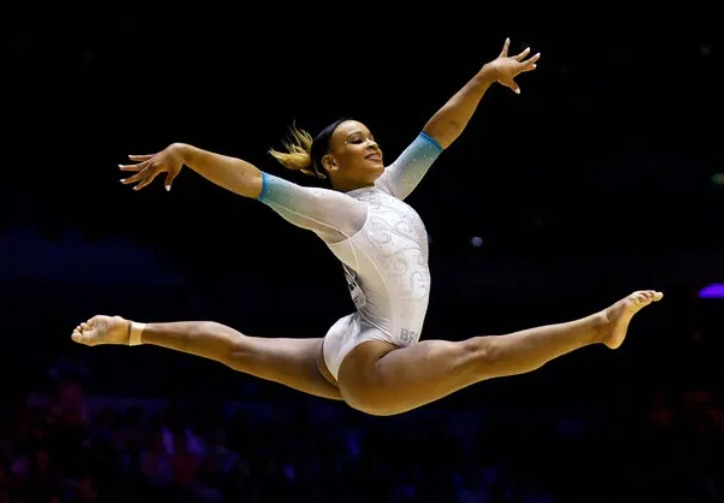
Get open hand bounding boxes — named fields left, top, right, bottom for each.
left=484, top=38, right=541, bottom=94
left=119, top=144, right=184, bottom=191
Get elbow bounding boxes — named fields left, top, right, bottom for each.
left=224, top=167, right=263, bottom=199
left=422, top=125, right=454, bottom=150
left=240, top=170, right=264, bottom=199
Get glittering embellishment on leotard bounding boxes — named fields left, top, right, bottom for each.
left=351, top=189, right=430, bottom=301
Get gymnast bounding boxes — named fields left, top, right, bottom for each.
left=72, top=39, right=662, bottom=416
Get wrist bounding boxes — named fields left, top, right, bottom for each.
left=477, top=64, right=498, bottom=85
left=170, top=142, right=193, bottom=165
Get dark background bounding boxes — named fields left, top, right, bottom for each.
left=2, top=0, right=723, bottom=501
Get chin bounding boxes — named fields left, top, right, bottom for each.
left=369, top=168, right=384, bottom=182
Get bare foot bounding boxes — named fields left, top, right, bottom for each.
left=71, top=315, right=129, bottom=346
left=602, top=290, right=663, bottom=349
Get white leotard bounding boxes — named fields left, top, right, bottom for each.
left=257, top=132, right=443, bottom=379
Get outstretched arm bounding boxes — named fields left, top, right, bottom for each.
left=377, top=39, right=540, bottom=200
left=119, top=144, right=367, bottom=243
left=422, top=38, right=540, bottom=149
left=120, top=143, right=263, bottom=198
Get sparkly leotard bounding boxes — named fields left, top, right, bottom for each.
left=258, top=132, right=443, bottom=379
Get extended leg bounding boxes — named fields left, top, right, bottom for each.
left=338, top=290, right=662, bottom=415
left=72, top=316, right=342, bottom=400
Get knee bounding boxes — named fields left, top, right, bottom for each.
left=461, top=336, right=499, bottom=380
left=225, top=340, right=255, bottom=371
left=223, top=332, right=259, bottom=371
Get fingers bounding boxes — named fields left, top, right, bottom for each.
left=515, top=47, right=531, bottom=61
left=119, top=164, right=158, bottom=191
left=118, top=162, right=146, bottom=172
left=119, top=160, right=166, bottom=191
left=502, top=40, right=541, bottom=76
left=499, top=37, right=510, bottom=58
left=164, top=171, right=177, bottom=192
left=500, top=78, right=521, bottom=95
left=120, top=166, right=149, bottom=185
left=515, top=52, right=540, bottom=77
left=128, top=154, right=155, bottom=161
left=133, top=169, right=163, bottom=191
left=520, top=52, right=541, bottom=71
left=491, top=40, right=540, bottom=95
left=119, top=151, right=180, bottom=191
left=118, top=155, right=155, bottom=188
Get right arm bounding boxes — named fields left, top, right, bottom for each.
left=255, top=172, right=367, bottom=243
left=176, top=143, right=263, bottom=198
left=120, top=142, right=263, bottom=198
left=119, top=143, right=367, bottom=242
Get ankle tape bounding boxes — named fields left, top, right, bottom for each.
left=128, top=321, right=146, bottom=346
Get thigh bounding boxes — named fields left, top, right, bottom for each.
left=316, top=349, right=338, bottom=388
left=228, top=335, right=342, bottom=401
left=337, top=337, right=483, bottom=415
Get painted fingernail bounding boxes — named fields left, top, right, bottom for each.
left=165, top=185, right=171, bottom=192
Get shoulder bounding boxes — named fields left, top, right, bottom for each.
left=258, top=171, right=344, bottom=203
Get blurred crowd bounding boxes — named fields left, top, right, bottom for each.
left=0, top=361, right=721, bottom=503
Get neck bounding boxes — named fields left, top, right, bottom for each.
left=332, top=179, right=376, bottom=193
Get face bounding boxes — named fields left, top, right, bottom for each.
left=322, top=120, right=384, bottom=188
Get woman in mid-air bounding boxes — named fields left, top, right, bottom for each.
left=72, top=39, right=662, bottom=416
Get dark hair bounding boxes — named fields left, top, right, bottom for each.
left=309, top=117, right=352, bottom=175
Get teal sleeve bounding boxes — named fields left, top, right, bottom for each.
left=376, top=132, right=443, bottom=200
left=257, top=172, right=367, bottom=242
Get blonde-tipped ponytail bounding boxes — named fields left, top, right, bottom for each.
left=268, top=124, right=326, bottom=179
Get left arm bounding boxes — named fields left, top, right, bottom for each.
left=423, top=38, right=540, bottom=149
left=377, top=39, right=540, bottom=200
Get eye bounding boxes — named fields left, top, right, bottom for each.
left=345, top=133, right=375, bottom=145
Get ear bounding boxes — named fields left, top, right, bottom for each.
left=321, top=154, right=338, bottom=173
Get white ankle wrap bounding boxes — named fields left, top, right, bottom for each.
left=129, top=321, right=146, bottom=346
